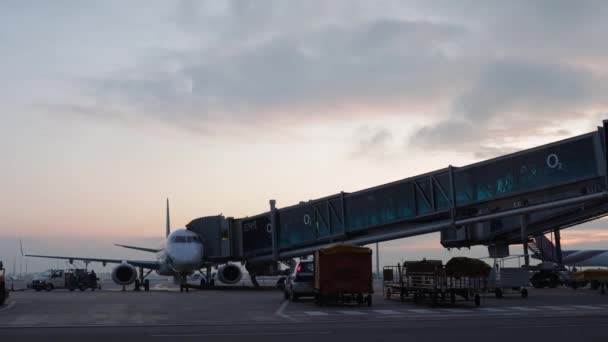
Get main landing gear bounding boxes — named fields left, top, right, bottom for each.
left=134, top=267, right=152, bottom=292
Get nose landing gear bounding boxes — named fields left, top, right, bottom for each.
left=179, top=274, right=189, bottom=293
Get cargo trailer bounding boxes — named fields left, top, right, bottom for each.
left=314, top=244, right=373, bottom=306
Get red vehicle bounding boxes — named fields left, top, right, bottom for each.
left=314, top=244, right=373, bottom=306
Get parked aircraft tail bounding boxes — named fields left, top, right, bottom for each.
left=166, top=198, right=171, bottom=238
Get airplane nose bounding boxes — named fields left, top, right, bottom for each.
left=169, top=247, right=202, bottom=272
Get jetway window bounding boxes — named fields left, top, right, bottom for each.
left=453, top=136, right=598, bottom=205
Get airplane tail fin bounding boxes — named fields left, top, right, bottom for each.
left=166, top=198, right=171, bottom=238
left=530, top=234, right=557, bottom=261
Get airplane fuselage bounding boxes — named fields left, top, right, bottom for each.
left=156, top=229, right=205, bottom=276
left=562, top=250, right=608, bottom=267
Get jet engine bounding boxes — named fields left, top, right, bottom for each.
left=112, top=263, right=137, bottom=285
left=217, top=264, right=242, bottom=284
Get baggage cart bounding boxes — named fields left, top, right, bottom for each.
left=383, top=257, right=489, bottom=307
left=486, top=266, right=530, bottom=298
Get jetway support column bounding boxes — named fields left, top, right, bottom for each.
left=520, top=215, right=530, bottom=267
left=376, top=242, right=380, bottom=278
left=270, top=200, right=279, bottom=262
left=554, top=229, right=563, bottom=264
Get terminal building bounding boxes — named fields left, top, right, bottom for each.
left=187, top=121, right=608, bottom=275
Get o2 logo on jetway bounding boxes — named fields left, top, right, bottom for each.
left=303, top=214, right=311, bottom=226
left=546, top=153, right=563, bottom=170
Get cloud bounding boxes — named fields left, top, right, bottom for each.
left=409, top=60, right=608, bottom=157
left=53, top=5, right=472, bottom=136
left=25, top=0, right=608, bottom=154
left=351, top=126, right=394, bottom=160
left=560, top=229, right=608, bottom=246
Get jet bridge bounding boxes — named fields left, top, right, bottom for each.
left=188, top=120, right=608, bottom=267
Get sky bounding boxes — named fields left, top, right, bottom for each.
left=1, top=0, right=608, bottom=273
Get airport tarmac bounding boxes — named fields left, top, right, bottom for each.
left=1, top=284, right=607, bottom=341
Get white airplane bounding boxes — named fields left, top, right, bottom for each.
left=23, top=199, right=242, bottom=292
left=530, top=234, right=608, bottom=267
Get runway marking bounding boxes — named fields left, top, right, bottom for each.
left=508, top=306, right=540, bottom=311
left=440, top=308, right=470, bottom=313
left=339, top=310, right=365, bottom=315
left=373, top=310, right=401, bottom=315
left=151, top=331, right=333, bottom=337
left=407, top=309, right=434, bottom=314
left=477, top=308, right=507, bottom=312
left=537, top=306, right=571, bottom=311
left=274, top=300, right=298, bottom=322
left=570, top=305, right=603, bottom=310
left=304, top=311, right=329, bottom=316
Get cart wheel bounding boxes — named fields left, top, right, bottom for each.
left=431, top=292, right=438, bottom=308
left=404, top=290, right=409, bottom=298
left=367, top=295, right=372, bottom=307
left=413, top=293, right=419, bottom=304
left=495, top=288, right=503, bottom=299
left=474, top=294, right=480, bottom=307
left=450, top=290, right=456, bottom=304
left=521, top=288, right=528, bottom=298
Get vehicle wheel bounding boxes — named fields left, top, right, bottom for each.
left=474, top=294, right=481, bottom=307
left=591, top=281, right=600, bottom=290
left=367, top=295, right=372, bottom=307
left=144, top=279, right=150, bottom=292
left=450, top=290, right=456, bottom=304
left=91, top=287, right=95, bottom=292
left=79, top=286, right=86, bottom=292
left=69, top=288, right=75, bottom=292
left=495, top=288, right=503, bottom=299
left=35, top=288, right=41, bottom=292
left=45, top=284, right=53, bottom=292
left=521, top=288, right=528, bottom=298
left=290, top=289, right=298, bottom=302
left=180, top=284, right=184, bottom=292
left=532, top=281, right=543, bottom=289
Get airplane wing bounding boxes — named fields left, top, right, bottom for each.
left=24, top=253, right=160, bottom=270
left=114, top=244, right=162, bottom=253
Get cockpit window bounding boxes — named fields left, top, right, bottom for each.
left=171, top=235, right=201, bottom=243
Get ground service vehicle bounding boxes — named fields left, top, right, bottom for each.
left=0, top=261, right=8, bottom=306
left=314, top=244, right=373, bottom=306
left=284, top=260, right=314, bottom=301
left=570, top=269, right=608, bottom=294
left=32, top=269, right=99, bottom=291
